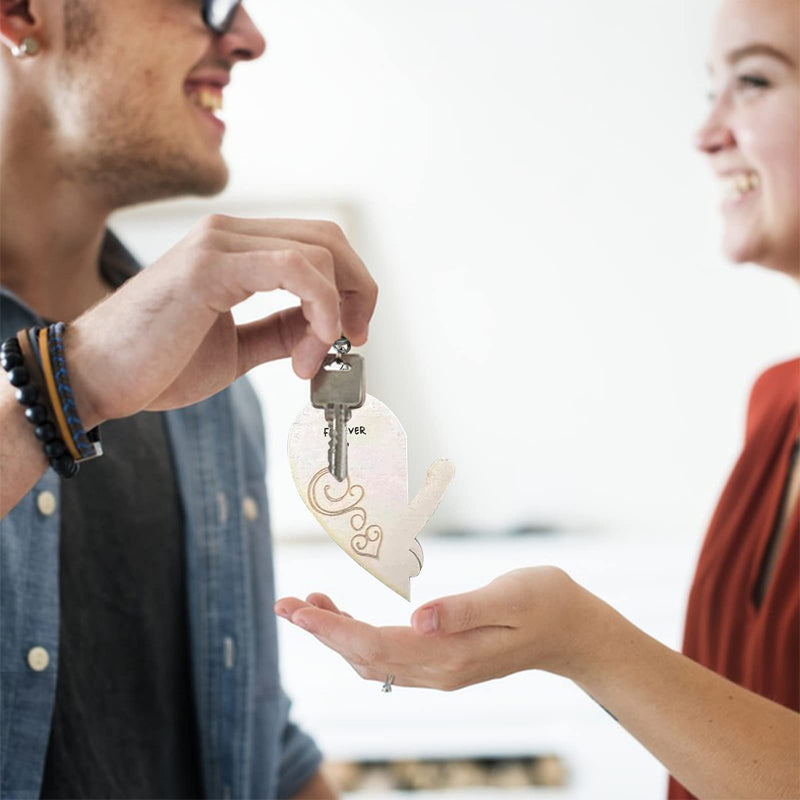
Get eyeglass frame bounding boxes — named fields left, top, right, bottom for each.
left=202, top=0, right=243, bottom=35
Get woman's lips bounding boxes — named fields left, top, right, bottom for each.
left=720, top=170, right=761, bottom=210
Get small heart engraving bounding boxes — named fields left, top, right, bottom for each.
left=350, top=525, right=383, bottom=559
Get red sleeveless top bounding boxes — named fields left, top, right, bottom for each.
left=668, top=358, right=800, bottom=799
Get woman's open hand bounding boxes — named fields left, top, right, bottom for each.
left=275, top=566, right=606, bottom=690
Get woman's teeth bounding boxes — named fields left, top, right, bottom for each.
left=189, top=87, right=223, bottom=112
left=723, top=171, right=760, bottom=201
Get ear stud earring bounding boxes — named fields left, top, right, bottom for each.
left=11, top=37, right=40, bottom=58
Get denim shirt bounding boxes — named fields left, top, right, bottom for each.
left=0, top=233, right=322, bottom=799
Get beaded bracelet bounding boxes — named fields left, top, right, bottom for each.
left=20, top=326, right=87, bottom=471
left=1, top=335, right=78, bottom=478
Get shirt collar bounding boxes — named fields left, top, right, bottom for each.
left=99, top=229, right=141, bottom=289
left=0, top=229, right=141, bottom=318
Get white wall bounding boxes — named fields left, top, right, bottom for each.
left=114, top=0, right=799, bottom=545
left=110, top=3, right=800, bottom=794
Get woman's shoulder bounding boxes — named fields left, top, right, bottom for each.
left=750, top=357, right=800, bottom=402
left=746, top=357, right=800, bottom=439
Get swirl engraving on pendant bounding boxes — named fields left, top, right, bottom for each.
left=307, top=468, right=383, bottom=559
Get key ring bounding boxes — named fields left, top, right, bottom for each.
left=333, top=336, right=351, bottom=358
left=332, top=336, right=352, bottom=370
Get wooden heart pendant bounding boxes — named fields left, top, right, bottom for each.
left=288, top=395, right=453, bottom=599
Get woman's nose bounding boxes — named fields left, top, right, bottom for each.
left=695, top=94, right=736, bottom=155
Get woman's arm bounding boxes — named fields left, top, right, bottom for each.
left=570, top=587, right=799, bottom=800
left=276, top=567, right=800, bottom=800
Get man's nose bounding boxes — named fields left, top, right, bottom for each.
left=215, top=5, right=267, bottom=62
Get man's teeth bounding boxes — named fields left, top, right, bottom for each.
left=723, top=171, right=760, bottom=200
left=189, top=87, right=223, bottom=112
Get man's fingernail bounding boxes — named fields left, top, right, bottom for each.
left=417, top=606, right=439, bottom=634
left=275, top=605, right=287, bottom=618
left=294, top=616, right=312, bottom=630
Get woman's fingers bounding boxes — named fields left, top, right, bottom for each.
left=274, top=595, right=536, bottom=690
left=289, top=606, right=378, bottom=652
left=274, top=596, right=353, bottom=623
left=276, top=571, right=580, bottom=690
left=306, top=592, right=353, bottom=618
left=275, top=599, right=412, bottom=673
left=274, top=597, right=313, bottom=618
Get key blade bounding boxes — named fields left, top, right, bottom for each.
left=330, top=405, right=349, bottom=481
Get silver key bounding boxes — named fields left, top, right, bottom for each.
left=311, top=353, right=365, bottom=481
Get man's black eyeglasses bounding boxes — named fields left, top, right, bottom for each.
left=202, top=0, right=243, bottom=35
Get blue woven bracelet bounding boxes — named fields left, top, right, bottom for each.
left=47, top=322, right=103, bottom=461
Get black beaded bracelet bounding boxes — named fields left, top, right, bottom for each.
left=2, top=336, right=79, bottom=478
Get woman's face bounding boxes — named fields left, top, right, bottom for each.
left=697, top=0, right=800, bottom=277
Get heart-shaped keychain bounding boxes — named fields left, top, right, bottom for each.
left=288, top=383, right=453, bottom=600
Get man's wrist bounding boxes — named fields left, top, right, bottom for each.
left=62, top=323, right=104, bottom=430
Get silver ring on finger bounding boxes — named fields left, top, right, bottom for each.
left=381, top=673, right=394, bottom=693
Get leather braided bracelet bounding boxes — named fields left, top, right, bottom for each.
left=43, top=323, right=102, bottom=461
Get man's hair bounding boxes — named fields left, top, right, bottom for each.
left=63, top=0, right=98, bottom=52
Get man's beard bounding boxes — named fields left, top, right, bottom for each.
left=55, top=39, right=230, bottom=208
left=61, top=135, right=229, bottom=209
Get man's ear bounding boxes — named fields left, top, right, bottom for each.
left=0, top=0, right=43, bottom=54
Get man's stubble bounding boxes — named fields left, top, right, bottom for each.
left=59, top=0, right=229, bottom=208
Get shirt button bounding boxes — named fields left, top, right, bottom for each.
left=242, top=496, right=259, bottom=522
left=27, top=646, right=50, bottom=672
left=36, top=491, right=57, bottom=516
left=216, top=491, right=228, bottom=525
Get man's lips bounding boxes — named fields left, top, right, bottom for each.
left=185, top=70, right=230, bottom=89
left=187, top=86, right=223, bottom=112
left=184, top=72, right=230, bottom=113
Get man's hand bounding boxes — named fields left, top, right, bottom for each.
left=275, top=567, right=600, bottom=691
left=67, top=215, right=378, bottom=426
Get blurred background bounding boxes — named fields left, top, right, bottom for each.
left=111, top=0, right=799, bottom=797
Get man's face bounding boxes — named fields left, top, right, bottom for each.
left=52, top=0, right=265, bottom=206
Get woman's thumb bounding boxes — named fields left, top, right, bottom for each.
left=412, top=586, right=498, bottom=635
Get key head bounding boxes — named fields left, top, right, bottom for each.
left=311, top=354, right=365, bottom=409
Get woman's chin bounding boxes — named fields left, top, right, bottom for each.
left=721, top=233, right=800, bottom=277
left=721, top=241, right=757, bottom=266
left=720, top=223, right=767, bottom=266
